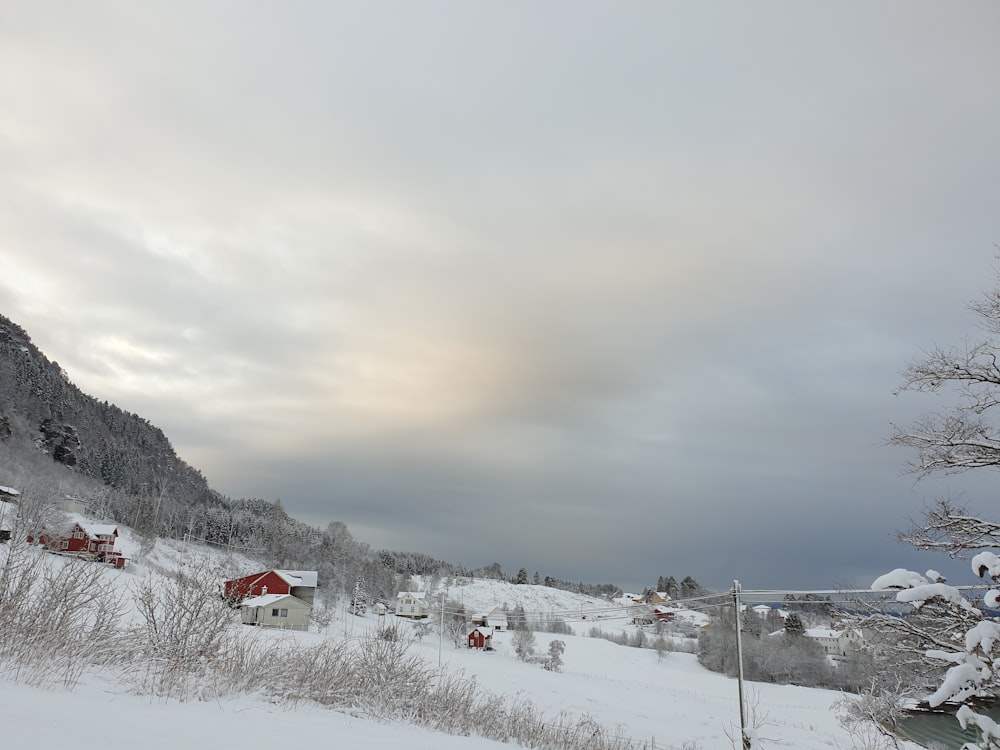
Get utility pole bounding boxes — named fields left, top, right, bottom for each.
left=732, top=580, right=750, bottom=749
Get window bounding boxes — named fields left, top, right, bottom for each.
left=272, top=608, right=279, bottom=617
left=280, top=609, right=288, bottom=617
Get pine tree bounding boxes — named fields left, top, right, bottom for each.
left=784, top=611, right=805, bottom=636
left=516, top=567, right=528, bottom=585
left=351, top=577, right=368, bottom=616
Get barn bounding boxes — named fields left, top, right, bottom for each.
left=467, top=627, right=494, bottom=650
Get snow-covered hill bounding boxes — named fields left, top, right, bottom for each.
left=0, top=519, right=921, bottom=750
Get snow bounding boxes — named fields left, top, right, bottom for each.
left=972, top=551, right=1000, bottom=579
left=275, top=569, right=318, bottom=587
left=871, top=568, right=928, bottom=590
left=894, top=582, right=979, bottom=613
left=0, top=535, right=927, bottom=750
left=241, top=593, right=296, bottom=607
left=0, top=485, right=20, bottom=496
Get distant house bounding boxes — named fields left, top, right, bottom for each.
left=240, top=593, right=312, bottom=631
left=0, top=485, right=20, bottom=500
left=471, top=607, right=508, bottom=632
left=648, top=591, right=672, bottom=604
left=652, top=605, right=675, bottom=622
left=224, top=570, right=318, bottom=605
left=33, top=521, right=125, bottom=568
left=804, top=627, right=862, bottom=658
left=59, top=495, right=88, bottom=514
left=467, top=626, right=494, bottom=650
left=395, top=591, right=429, bottom=619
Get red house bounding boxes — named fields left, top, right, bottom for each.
left=34, top=522, right=125, bottom=568
left=467, top=626, right=494, bottom=650
left=223, top=570, right=318, bottom=605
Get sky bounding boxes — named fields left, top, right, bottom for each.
left=2, top=1, right=1000, bottom=593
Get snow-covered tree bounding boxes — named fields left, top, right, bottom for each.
left=513, top=629, right=536, bottom=661
left=350, top=577, right=368, bottom=616
left=783, top=612, right=804, bottom=637
left=543, top=640, right=565, bottom=672
left=863, top=272, right=1000, bottom=749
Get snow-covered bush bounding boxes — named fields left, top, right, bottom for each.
left=0, top=541, right=124, bottom=688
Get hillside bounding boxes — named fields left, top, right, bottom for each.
left=0, top=513, right=911, bottom=750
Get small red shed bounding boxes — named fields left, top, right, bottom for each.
left=467, top=626, right=493, bottom=650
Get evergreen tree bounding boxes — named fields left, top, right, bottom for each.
left=784, top=611, right=805, bottom=636
left=665, top=576, right=679, bottom=599
left=740, top=607, right=763, bottom=638
left=350, top=577, right=368, bottom=616
left=532, top=571, right=541, bottom=585
left=679, top=576, right=702, bottom=599
left=516, top=567, right=528, bottom=584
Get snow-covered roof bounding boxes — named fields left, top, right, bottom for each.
left=274, top=570, right=318, bottom=588
left=81, top=523, right=118, bottom=538
left=804, top=628, right=840, bottom=640
left=397, top=591, right=426, bottom=600
left=0, top=485, right=20, bottom=496
left=241, top=593, right=297, bottom=608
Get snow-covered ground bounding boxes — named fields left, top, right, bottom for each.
left=0, top=526, right=921, bottom=750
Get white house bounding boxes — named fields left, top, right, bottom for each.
left=240, top=593, right=312, bottom=631
left=395, top=591, right=428, bottom=619
left=804, top=627, right=862, bottom=658
left=471, top=606, right=508, bottom=632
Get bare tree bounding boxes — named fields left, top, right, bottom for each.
left=858, top=270, right=1000, bottom=749
left=889, top=277, right=1000, bottom=476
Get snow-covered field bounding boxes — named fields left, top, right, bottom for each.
left=0, top=527, right=920, bottom=750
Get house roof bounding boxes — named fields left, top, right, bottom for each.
left=397, top=591, right=427, bottom=600
left=274, top=570, right=318, bottom=588
left=241, top=593, right=307, bottom=608
left=0, top=485, right=20, bottom=497
left=470, top=627, right=493, bottom=637
left=81, top=523, right=118, bottom=538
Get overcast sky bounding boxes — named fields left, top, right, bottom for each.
left=3, top=2, right=1000, bottom=592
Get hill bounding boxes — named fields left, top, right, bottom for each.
left=0, top=516, right=902, bottom=750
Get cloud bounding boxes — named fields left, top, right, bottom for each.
left=1, top=1, right=999, bottom=591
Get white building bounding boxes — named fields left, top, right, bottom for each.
left=395, top=591, right=429, bottom=619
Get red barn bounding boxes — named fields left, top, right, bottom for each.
left=467, top=627, right=494, bottom=650
left=223, top=570, right=318, bottom=605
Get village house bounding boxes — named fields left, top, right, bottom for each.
left=467, top=626, right=494, bottom=650
left=470, top=607, right=508, bottom=632
left=0, top=485, right=16, bottom=543
left=395, top=591, right=428, bottom=619
left=32, top=521, right=125, bottom=568
left=240, top=593, right=312, bottom=631
left=804, top=627, right=862, bottom=658
left=224, top=570, right=318, bottom=605
left=652, top=604, right=675, bottom=622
